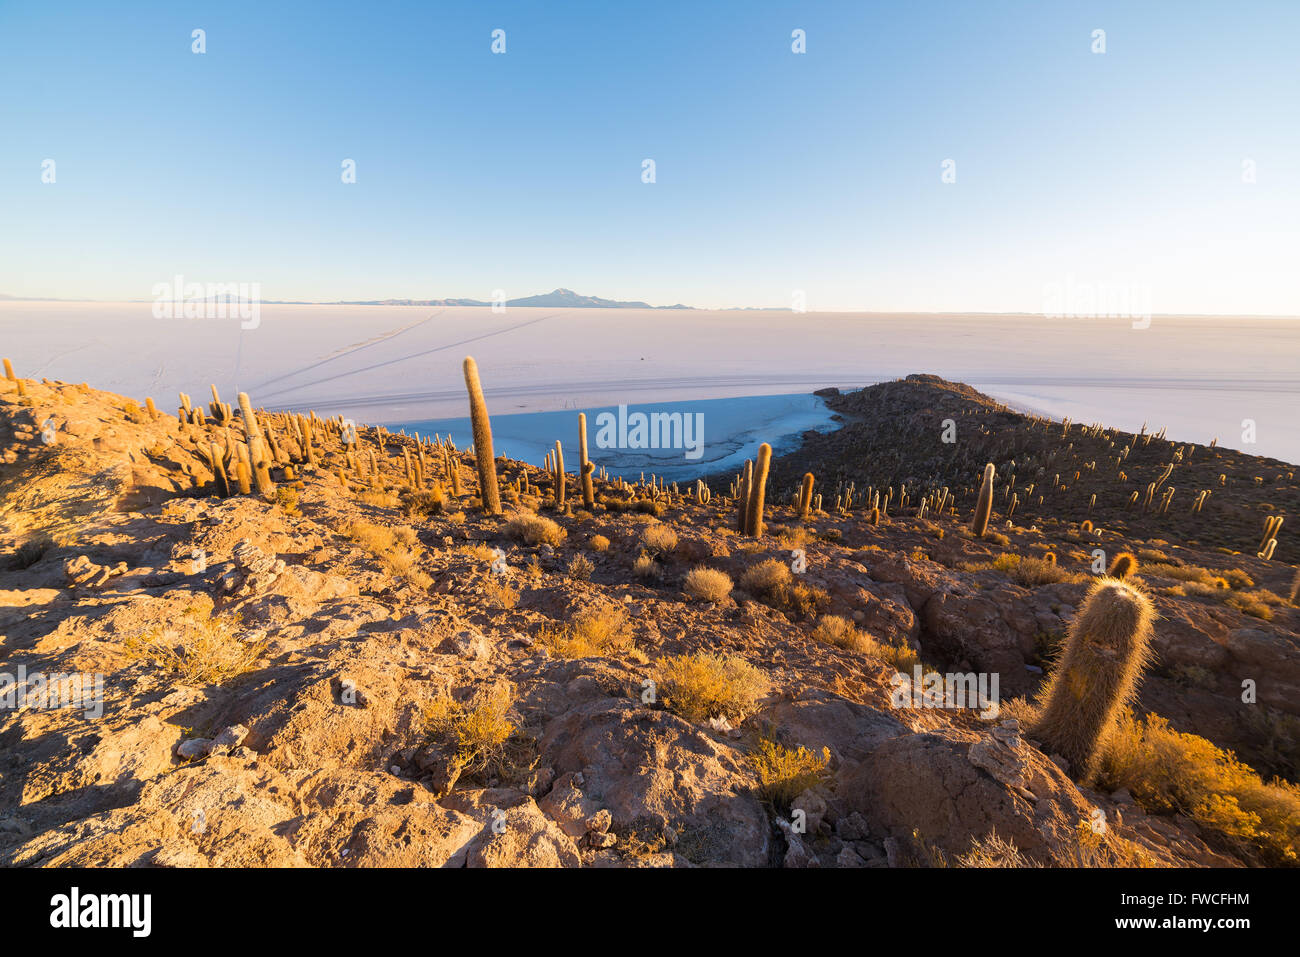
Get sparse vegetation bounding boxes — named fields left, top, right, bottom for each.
left=749, top=737, right=830, bottom=809
left=1100, top=712, right=1300, bottom=865
left=422, top=684, right=534, bottom=786
left=536, top=606, right=640, bottom=660
left=123, top=613, right=265, bottom=686
left=342, top=519, right=432, bottom=589
left=656, top=651, right=770, bottom=723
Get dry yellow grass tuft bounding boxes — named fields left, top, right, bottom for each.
left=505, top=511, right=566, bottom=546
left=422, top=684, right=534, bottom=785
left=749, top=737, right=830, bottom=808
left=811, top=615, right=920, bottom=670
left=483, top=577, right=520, bottom=609
left=656, top=651, right=770, bottom=723
left=683, top=566, right=733, bottom=602
left=641, top=524, right=678, bottom=556
left=588, top=534, right=611, bottom=552
left=740, top=558, right=792, bottom=595
left=1100, top=712, right=1300, bottom=865
left=566, top=553, right=594, bottom=581
left=536, top=606, right=640, bottom=660
left=124, top=613, right=265, bottom=686
left=343, top=518, right=432, bottom=589
left=632, top=553, right=658, bottom=579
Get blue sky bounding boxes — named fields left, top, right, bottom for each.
left=2, top=0, right=1297, bottom=313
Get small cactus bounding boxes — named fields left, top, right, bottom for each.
left=1028, top=578, right=1156, bottom=781
left=1106, top=552, right=1137, bottom=580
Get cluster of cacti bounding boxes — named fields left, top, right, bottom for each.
left=798, top=472, right=814, bottom=519
left=551, top=439, right=566, bottom=509
left=1028, top=576, right=1156, bottom=781
left=1258, top=515, right=1283, bottom=560
left=236, top=392, right=277, bottom=500
left=462, top=356, right=501, bottom=515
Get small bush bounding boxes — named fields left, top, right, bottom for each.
left=641, top=524, right=678, bottom=556
left=750, top=738, right=830, bottom=809
left=505, top=511, right=566, bottom=547
left=357, top=489, right=400, bottom=508
left=422, top=684, right=534, bottom=786
left=683, top=567, right=733, bottom=602
left=401, top=486, right=446, bottom=517
left=1100, top=712, right=1300, bottom=865
left=811, top=615, right=920, bottom=670
left=483, top=577, right=520, bottom=609
left=343, top=519, right=431, bottom=589
left=589, top=534, right=611, bottom=552
left=988, top=552, right=1081, bottom=586
left=566, top=553, right=594, bottom=581
left=740, top=558, right=792, bottom=595
left=656, top=652, right=770, bottom=723
left=632, top=553, right=658, bottom=579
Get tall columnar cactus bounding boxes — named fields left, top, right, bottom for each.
left=744, top=443, right=772, bottom=537
left=462, top=356, right=501, bottom=515
left=236, top=392, right=277, bottom=499
left=971, top=462, right=995, bottom=537
left=1028, top=578, right=1156, bottom=781
left=798, top=472, right=815, bottom=520
left=553, top=439, right=566, bottom=509
left=578, top=413, right=595, bottom=509
left=2, top=358, right=14, bottom=381
left=737, top=460, right=753, bottom=531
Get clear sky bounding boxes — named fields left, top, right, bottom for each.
left=1, top=0, right=1297, bottom=313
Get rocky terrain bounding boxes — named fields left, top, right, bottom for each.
left=0, top=367, right=1296, bottom=868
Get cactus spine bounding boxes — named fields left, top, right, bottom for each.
left=972, top=462, right=995, bottom=537
left=462, top=356, right=501, bottom=515
left=1028, top=578, right=1155, bottom=781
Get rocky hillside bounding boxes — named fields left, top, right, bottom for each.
left=0, top=367, right=1296, bottom=867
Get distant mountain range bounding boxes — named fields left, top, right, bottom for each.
left=333, top=289, right=695, bottom=309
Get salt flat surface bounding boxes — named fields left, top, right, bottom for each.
left=2, top=302, right=1296, bottom=464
